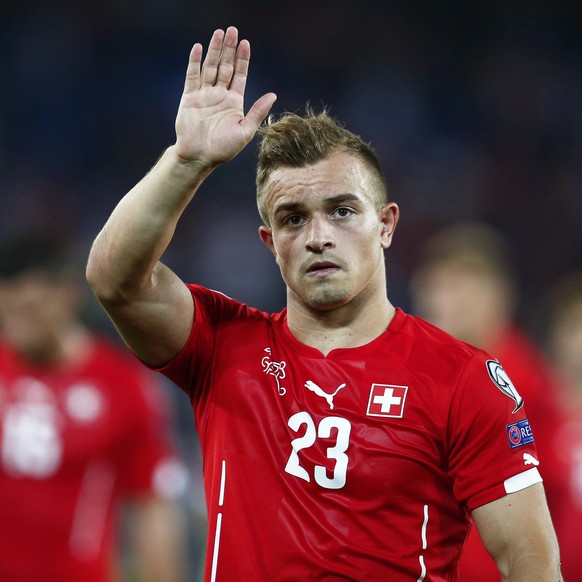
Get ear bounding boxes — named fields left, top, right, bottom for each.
left=259, top=225, right=278, bottom=258
left=380, top=202, right=400, bottom=249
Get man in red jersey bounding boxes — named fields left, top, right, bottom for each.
left=410, top=223, right=570, bottom=581
left=0, top=234, right=187, bottom=582
left=87, top=26, right=562, bottom=580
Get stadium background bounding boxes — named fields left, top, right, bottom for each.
left=1, top=1, right=581, bottom=579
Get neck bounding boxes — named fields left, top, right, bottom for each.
left=19, top=323, right=92, bottom=368
left=287, top=292, right=395, bottom=356
left=453, top=306, right=511, bottom=350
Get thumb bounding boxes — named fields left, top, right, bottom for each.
left=242, top=92, right=277, bottom=135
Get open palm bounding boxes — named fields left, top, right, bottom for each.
left=175, top=27, right=276, bottom=167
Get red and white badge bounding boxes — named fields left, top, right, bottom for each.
left=366, top=384, right=408, bottom=418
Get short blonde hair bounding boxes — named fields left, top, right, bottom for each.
left=256, top=108, right=387, bottom=225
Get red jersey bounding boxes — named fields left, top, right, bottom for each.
left=456, top=326, right=569, bottom=582
left=0, top=336, right=177, bottom=582
left=159, top=285, right=543, bottom=581
left=547, top=378, right=582, bottom=582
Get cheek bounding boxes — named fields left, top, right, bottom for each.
left=272, top=233, right=299, bottom=262
left=350, top=228, right=383, bottom=258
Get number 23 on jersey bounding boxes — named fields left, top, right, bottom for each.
left=284, top=411, right=351, bottom=490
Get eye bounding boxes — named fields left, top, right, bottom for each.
left=331, top=207, right=354, bottom=219
left=283, top=214, right=306, bottom=227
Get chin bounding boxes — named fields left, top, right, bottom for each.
left=305, top=288, right=351, bottom=310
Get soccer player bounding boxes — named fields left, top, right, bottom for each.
left=0, top=234, right=187, bottom=582
left=86, top=26, right=562, bottom=580
left=410, top=223, right=569, bottom=581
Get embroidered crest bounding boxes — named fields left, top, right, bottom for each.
left=486, top=360, right=524, bottom=413
left=261, top=348, right=287, bottom=396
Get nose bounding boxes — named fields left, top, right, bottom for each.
left=305, top=215, right=334, bottom=253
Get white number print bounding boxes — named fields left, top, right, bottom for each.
left=2, top=401, right=62, bottom=478
left=285, top=411, right=351, bottom=490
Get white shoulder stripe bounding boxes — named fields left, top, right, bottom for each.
left=504, top=467, right=543, bottom=494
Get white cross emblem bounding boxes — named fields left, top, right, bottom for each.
left=373, top=388, right=402, bottom=412
left=366, top=384, right=408, bottom=418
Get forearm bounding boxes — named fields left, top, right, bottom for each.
left=87, top=146, right=212, bottom=300
left=498, top=528, right=562, bottom=581
left=88, top=27, right=274, bottom=304
left=500, top=549, right=563, bottom=582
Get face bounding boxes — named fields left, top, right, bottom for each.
left=412, top=262, right=510, bottom=345
left=0, top=270, right=79, bottom=359
left=259, top=152, right=398, bottom=312
left=551, top=300, right=582, bottom=376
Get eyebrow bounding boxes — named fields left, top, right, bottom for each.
left=273, top=193, right=363, bottom=216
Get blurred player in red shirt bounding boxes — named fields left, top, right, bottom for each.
left=0, top=234, right=188, bottom=582
left=543, top=273, right=582, bottom=580
left=411, top=223, right=569, bottom=581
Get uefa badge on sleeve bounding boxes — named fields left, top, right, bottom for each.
left=506, top=419, right=535, bottom=449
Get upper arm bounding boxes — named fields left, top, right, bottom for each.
left=472, top=483, right=562, bottom=581
left=93, top=261, right=194, bottom=368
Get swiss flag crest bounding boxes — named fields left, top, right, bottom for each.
left=366, top=384, right=408, bottom=418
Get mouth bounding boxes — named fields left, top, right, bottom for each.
left=306, top=261, right=341, bottom=277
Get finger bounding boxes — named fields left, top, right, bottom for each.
left=229, top=39, right=250, bottom=95
left=201, top=28, right=225, bottom=86
left=242, top=92, right=278, bottom=134
left=215, top=26, right=239, bottom=87
left=182, top=43, right=203, bottom=94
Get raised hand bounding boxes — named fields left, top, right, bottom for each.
left=174, top=27, right=277, bottom=168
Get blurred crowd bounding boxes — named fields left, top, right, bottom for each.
left=1, top=1, right=581, bottom=580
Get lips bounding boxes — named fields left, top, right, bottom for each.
left=306, top=261, right=340, bottom=275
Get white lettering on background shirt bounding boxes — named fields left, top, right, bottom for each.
left=1, top=378, right=62, bottom=477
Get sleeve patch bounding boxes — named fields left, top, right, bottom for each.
left=506, top=418, right=535, bottom=448
left=486, top=359, right=524, bottom=413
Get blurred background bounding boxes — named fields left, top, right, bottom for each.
left=1, top=1, right=581, bottom=579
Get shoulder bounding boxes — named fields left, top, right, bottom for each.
left=0, top=341, right=15, bottom=363
left=86, top=334, right=159, bottom=387
left=387, top=311, right=505, bottom=412
left=88, top=334, right=141, bottom=366
left=395, top=309, right=486, bottom=369
left=87, top=334, right=170, bottom=408
left=187, top=283, right=283, bottom=326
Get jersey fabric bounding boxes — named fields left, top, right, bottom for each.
left=158, top=285, right=542, bottom=582
left=546, top=378, right=582, bottom=582
left=0, top=336, right=176, bottom=582
left=456, top=326, right=569, bottom=582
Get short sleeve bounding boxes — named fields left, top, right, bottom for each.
left=154, top=284, right=263, bottom=399
left=447, top=352, right=542, bottom=511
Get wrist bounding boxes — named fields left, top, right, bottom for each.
left=164, top=145, right=216, bottom=183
